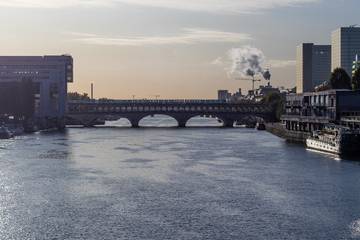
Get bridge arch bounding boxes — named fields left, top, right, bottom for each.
left=234, top=115, right=265, bottom=127
left=138, top=114, right=178, bottom=127
left=186, top=115, right=224, bottom=127
left=105, top=117, right=132, bottom=127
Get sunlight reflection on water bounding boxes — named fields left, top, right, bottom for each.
left=0, top=118, right=359, bottom=239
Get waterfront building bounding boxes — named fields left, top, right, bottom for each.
left=217, top=89, right=245, bottom=102
left=217, top=90, right=231, bottom=101
left=0, top=55, right=73, bottom=129
left=254, top=85, right=281, bottom=102
left=282, top=90, right=360, bottom=132
left=332, top=27, right=360, bottom=76
left=296, top=43, right=331, bottom=93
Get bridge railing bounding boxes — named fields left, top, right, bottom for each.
left=68, top=99, right=261, bottom=105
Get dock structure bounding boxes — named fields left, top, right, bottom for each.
left=67, top=99, right=275, bottom=128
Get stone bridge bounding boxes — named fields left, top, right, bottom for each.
left=67, top=99, right=275, bottom=128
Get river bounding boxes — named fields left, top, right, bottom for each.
left=1, top=116, right=360, bottom=239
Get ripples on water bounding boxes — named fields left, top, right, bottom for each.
left=0, top=116, right=360, bottom=239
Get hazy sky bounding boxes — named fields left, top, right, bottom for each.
left=0, top=0, right=357, bottom=99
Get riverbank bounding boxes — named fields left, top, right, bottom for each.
left=265, top=122, right=310, bottom=144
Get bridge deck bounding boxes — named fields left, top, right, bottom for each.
left=66, top=100, right=274, bottom=127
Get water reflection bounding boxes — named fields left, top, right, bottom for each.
left=104, top=115, right=224, bottom=128
left=0, top=122, right=359, bottom=239
left=139, top=114, right=178, bottom=127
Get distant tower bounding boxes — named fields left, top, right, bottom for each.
left=296, top=43, right=331, bottom=93
left=91, top=83, right=94, bottom=99
left=332, top=27, right=360, bottom=76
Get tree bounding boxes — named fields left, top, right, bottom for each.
left=352, top=68, right=360, bottom=90
left=329, top=68, right=352, bottom=90
left=67, top=92, right=90, bottom=100
left=263, top=92, right=285, bottom=122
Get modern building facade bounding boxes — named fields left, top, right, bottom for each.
left=332, top=27, right=360, bottom=76
left=296, top=43, right=331, bottom=93
left=282, top=89, right=360, bottom=132
left=0, top=55, right=73, bottom=129
left=218, top=90, right=231, bottom=101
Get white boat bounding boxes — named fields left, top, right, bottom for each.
left=306, top=124, right=360, bottom=155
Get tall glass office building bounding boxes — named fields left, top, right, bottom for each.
left=331, top=27, right=360, bottom=76
left=296, top=43, right=331, bottom=93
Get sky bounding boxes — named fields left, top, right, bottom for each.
left=0, top=0, right=358, bottom=99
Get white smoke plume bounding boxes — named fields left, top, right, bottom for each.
left=227, top=46, right=266, bottom=78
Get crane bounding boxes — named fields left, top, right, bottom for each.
left=234, top=69, right=271, bottom=92
left=234, top=69, right=261, bottom=92
left=235, top=76, right=261, bottom=92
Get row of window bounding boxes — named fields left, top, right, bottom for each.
left=0, top=65, right=65, bottom=69
left=285, top=109, right=336, bottom=119
left=70, top=105, right=266, bottom=113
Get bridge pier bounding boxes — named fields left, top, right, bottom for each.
left=178, top=121, right=187, bottom=128
left=222, top=119, right=235, bottom=128
left=175, top=116, right=191, bottom=128
left=128, top=116, right=142, bottom=128
left=131, top=122, right=139, bottom=128
left=130, top=120, right=140, bottom=128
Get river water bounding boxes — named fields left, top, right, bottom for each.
left=1, top=116, right=360, bottom=239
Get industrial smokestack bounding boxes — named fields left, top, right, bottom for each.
left=91, top=83, right=94, bottom=100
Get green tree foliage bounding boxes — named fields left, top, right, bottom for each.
left=352, top=68, right=360, bottom=90
left=98, top=98, right=114, bottom=102
left=67, top=92, right=90, bottom=100
left=329, top=68, right=352, bottom=90
left=263, top=92, right=284, bottom=122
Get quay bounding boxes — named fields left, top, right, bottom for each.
left=278, top=89, right=360, bottom=143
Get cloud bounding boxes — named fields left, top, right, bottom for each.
left=113, top=0, right=320, bottom=14
left=267, top=59, right=296, bottom=68
left=211, top=57, right=224, bottom=66
left=213, top=46, right=296, bottom=78
left=0, top=0, right=109, bottom=8
left=0, top=0, right=320, bottom=13
left=227, top=46, right=266, bottom=77
left=69, top=29, right=252, bottom=46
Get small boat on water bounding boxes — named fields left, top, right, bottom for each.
left=0, top=126, right=13, bottom=139
left=256, top=122, right=266, bottom=131
left=306, top=124, right=360, bottom=156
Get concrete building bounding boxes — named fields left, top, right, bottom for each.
left=0, top=55, right=73, bottom=129
left=254, top=85, right=281, bottom=102
left=332, top=27, right=360, bottom=76
left=296, top=43, right=331, bottom=93
left=217, top=90, right=231, bottom=101
left=282, top=89, right=360, bottom=133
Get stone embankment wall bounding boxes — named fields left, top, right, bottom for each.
left=265, top=122, right=310, bottom=144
